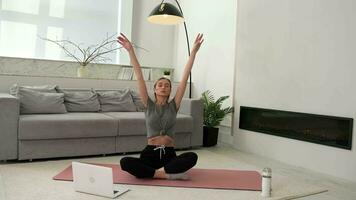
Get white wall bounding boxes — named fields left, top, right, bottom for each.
left=172, top=0, right=237, bottom=102
left=171, top=0, right=237, bottom=140
left=131, top=0, right=175, bottom=68
left=233, top=0, right=356, bottom=182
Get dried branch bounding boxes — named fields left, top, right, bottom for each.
left=39, top=36, right=83, bottom=64
left=39, top=34, right=148, bottom=67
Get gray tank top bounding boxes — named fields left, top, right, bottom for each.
left=145, top=96, right=177, bottom=138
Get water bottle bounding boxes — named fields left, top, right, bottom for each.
left=261, top=167, right=272, bottom=197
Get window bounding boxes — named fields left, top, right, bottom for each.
left=0, top=0, right=132, bottom=64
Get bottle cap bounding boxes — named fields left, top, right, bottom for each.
left=262, top=167, right=272, bottom=178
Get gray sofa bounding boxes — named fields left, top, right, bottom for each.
left=0, top=87, right=203, bottom=161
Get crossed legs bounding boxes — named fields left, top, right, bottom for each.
left=120, top=145, right=198, bottom=179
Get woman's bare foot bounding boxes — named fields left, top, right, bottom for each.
left=166, top=172, right=189, bottom=180
left=153, top=168, right=168, bottom=179
left=153, top=168, right=189, bottom=180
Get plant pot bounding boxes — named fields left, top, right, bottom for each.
left=77, top=66, right=88, bottom=78
left=162, top=75, right=171, bottom=80
left=203, top=126, right=219, bottom=147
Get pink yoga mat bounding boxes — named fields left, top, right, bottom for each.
left=53, top=163, right=261, bottom=191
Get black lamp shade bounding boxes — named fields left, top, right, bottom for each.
left=148, top=3, right=184, bottom=25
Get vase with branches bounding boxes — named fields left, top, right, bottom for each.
left=39, top=34, right=145, bottom=78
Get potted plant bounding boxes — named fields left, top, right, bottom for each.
left=201, top=90, right=234, bottom=147
left=163, top=70, right=171, bottom=79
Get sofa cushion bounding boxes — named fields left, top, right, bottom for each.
left=103, top=112, right=193, bottom=136
left=175, top=114, right=194, bottom=132
left=57, top=89, right=100, bottom=112
left=130, top=90, right=146, bottom=112
left=103, top=112, right=146, bottom=136
left=10, top=84, right=57, bottom=96
left=18, top=113, right=118, bottom=140
left=96, top=89, right=136, bottom=112
left=18, top=88, right=67, bottom=114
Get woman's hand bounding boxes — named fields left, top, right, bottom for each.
left=117, top=33, right=133, bottom=52
left=191, top=33, right=204, bottom=55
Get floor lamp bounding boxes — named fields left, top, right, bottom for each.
left=147, top=0, right=192, bottom=98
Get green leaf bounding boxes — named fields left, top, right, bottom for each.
left=201, top=90, right=234, bottom=128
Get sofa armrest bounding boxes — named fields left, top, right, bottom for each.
left=0, top=93, right=19, bottom=160
left=179, top=98, right=203, bottom=147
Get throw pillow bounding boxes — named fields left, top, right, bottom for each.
left=10, top=84, right=57, bottom=96
left=130, top=90, right=146, bottom=112
left=18, top=88, right=67, bottom=114
left=57, top=89, right=100, bottom=112
left=97, top=89, right=137, bottom=112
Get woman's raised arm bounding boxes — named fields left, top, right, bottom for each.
left=117, top=33, right=148, bottom=107
left=174, top=33, right=204, bottom=109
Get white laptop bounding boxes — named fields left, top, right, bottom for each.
left=72, top=162, right=129, bottom=198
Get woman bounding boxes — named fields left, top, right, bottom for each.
left=117, top=33, right=204, bottom=180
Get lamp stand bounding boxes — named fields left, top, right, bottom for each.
left=174, top=0, right=192, bottom=98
